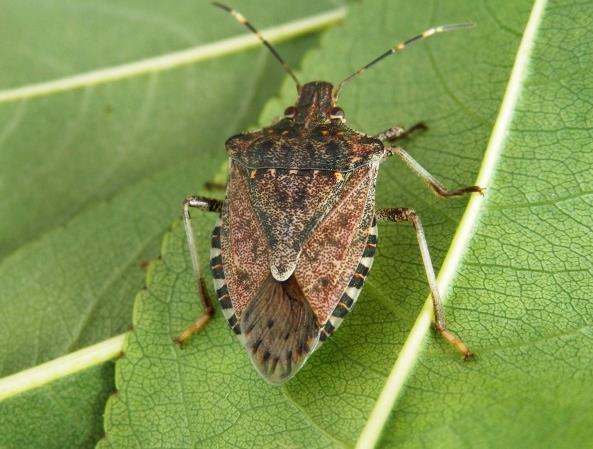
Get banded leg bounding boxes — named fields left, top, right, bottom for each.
left=374, top=122, right=428, bottom=143
left=385, top=145, right=484, bottom=198
left=376, top=207, right=473, bottom=359
left=175, top=196, right=224, bottom=345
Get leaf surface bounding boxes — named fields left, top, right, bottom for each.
left=0, top=363, right=115, bottom=449
left=0, top=1, right=341, bottom=447
left=0, top=0, right=337, bottom=375
left=0, top=0, right=336, bottom=258
left=101, top=1, right=591, bottom=448
left=378, top=0, right=593, bottom=447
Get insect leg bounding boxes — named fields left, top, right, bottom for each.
left=386, top=146, right=484, bottom=198
left=374, top=122, right=428, bottom=143
left=204, top=180, right=227, bottom=192
left=175, top=195, right=224, bottom=345
left=375, top=207, right=473, bottom=359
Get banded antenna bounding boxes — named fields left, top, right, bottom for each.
left=334, top=22, right=475, bottom=100
left=212, top=2, right=302, bottom=91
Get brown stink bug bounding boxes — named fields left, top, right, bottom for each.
left=176, top=3, right=483, bottom=384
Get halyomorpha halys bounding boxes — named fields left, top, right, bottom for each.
left=176, top=3, right=483, bottom=384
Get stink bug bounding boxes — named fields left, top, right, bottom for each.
left=176, top=3, right=483, bottom=384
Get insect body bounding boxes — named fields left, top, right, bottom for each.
left=176, top=3, right=482, bottom=384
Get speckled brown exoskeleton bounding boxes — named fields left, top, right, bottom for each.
left=176, top=3, right=483, bottom=384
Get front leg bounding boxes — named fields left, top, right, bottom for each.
left=175, top=195, right=224, bottom=345
left=374, top=122, right=428, bottom=143
left=375, top=123, right=483, bottom=198
left=385, top=145, right=484, bottom=198
left=376, top=207, right=473, bottom=359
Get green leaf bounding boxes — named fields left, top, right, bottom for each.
left=376, top=0, right=593, bottom=447
left=0, top=0, right=340, bottom=374
left=0, top=1, right=343, bottom=448
left=0, top=363, right=115, bottom=449
left=103, top=0, right=593, bottom=448
left=0, top=0, right=339, bottom=259
left=0, top=0, right=333, bottom=88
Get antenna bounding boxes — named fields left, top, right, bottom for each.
left=334, top=23, right=474, bottom=100
left=212, top=2, right=302, bottom=91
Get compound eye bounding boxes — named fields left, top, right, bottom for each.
left=329, top=106, right=345, bottom=120
left=284, top=106, right=297, bottom=118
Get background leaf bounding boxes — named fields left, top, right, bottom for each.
left=0, top=363, right=114, bottom=449
left=0, top=0, right=338, bottom=375
left=0, top=0, right=337, bottom=258
left=100, top=0, right=577, bottom=448
left=4, top=0, right=590, bottom=448
left=0, top=1, right=341, bottom=447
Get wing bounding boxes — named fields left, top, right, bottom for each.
left=215, top=162, right=322, bottom=383
left=239, top=275, right=319, bottom=384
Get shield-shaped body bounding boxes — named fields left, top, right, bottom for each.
left=210, top=82, right=386, bottom=383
